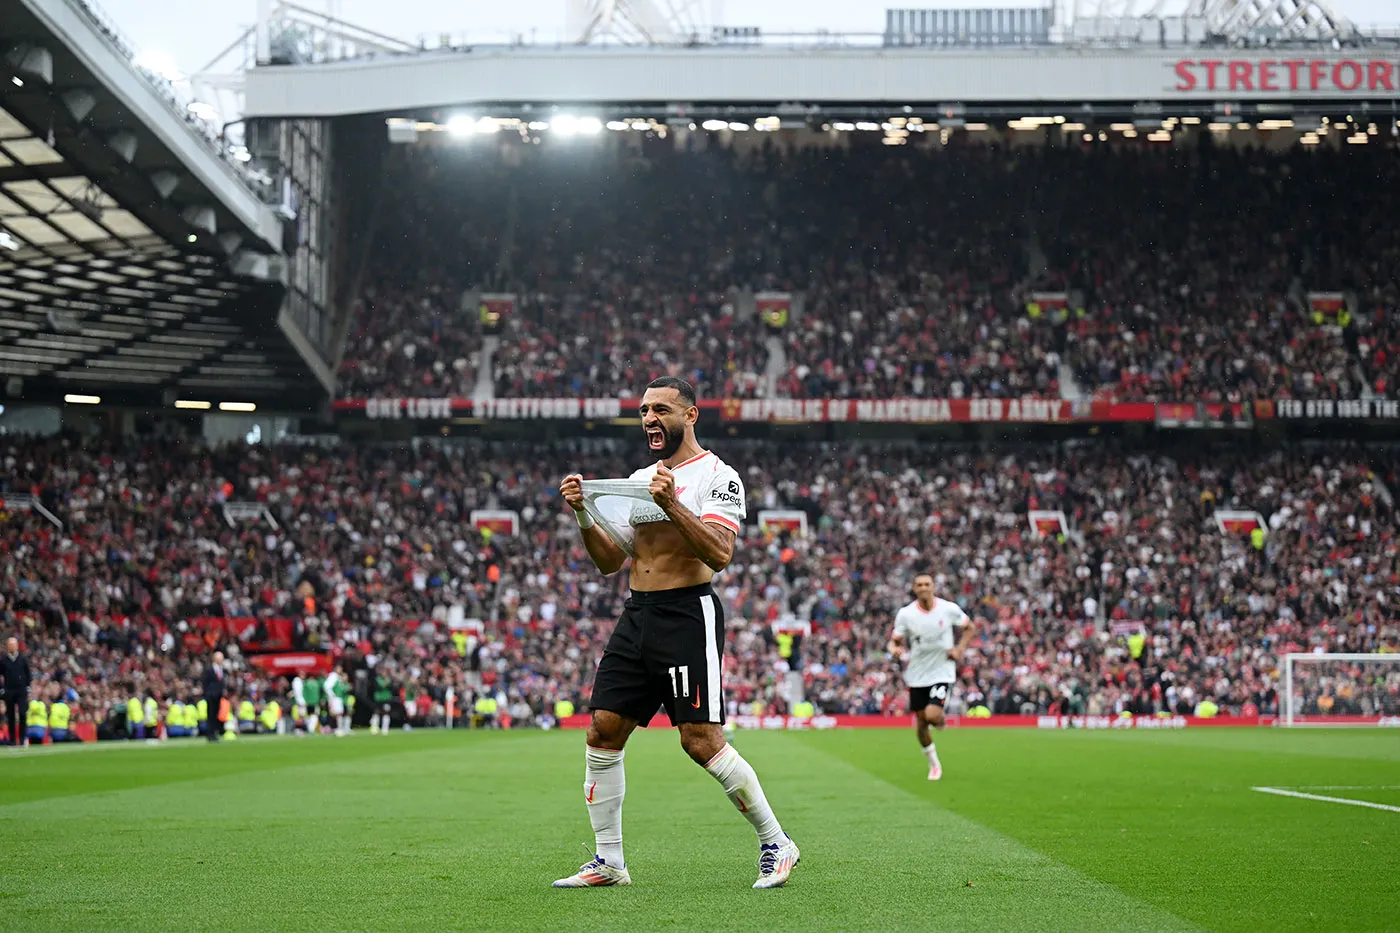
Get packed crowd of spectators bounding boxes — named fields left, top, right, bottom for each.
left=3, top=432, right=1398, bottom=739
left=338, top=137, right=1398, bottom=404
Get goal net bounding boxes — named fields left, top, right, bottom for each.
left=1281, top=653, right=1400, bottom=727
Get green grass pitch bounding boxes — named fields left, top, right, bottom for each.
left=2, top=727, right=1397, bottom=932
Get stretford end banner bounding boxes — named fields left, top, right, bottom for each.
left=338, top=396, right=1398, bottom=424
left=336, top=397, right=1161, bottom=424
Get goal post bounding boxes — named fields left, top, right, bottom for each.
left=1281, top=653, right=1400, bottom=727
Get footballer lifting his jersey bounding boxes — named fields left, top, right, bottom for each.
left=555, top=376, right=799, bottom=890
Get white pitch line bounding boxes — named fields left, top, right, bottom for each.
left=1289, top=785, right=1400, bottom=791
left=1253, top=786, right=1400, bottom=814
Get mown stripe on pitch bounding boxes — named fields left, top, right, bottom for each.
left=747, top=733, right=1204, bottom=933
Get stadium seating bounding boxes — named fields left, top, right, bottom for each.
left=338, top=143, right=1397, bottom=402
left=4, top=435, right=1399, bottom=734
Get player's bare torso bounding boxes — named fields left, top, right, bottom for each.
left=630, top=520, right=715, bottom=591
left=624, top=451, right=744, bottom=592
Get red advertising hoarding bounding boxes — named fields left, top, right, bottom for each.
left=246, top=653, right=333, bottom=675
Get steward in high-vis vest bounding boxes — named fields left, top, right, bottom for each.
left=196, top=698, right=209, bottom=736
left=237, top=698, right=257, bottom=733
left=48, top=699, right=73, bottom=742
left=474, top=695, right=498, bottom=728
left=259, top=701, right=282, bottom=734
left=127, top=696, right=145, bottom=740
left=1128, top=631, right=1146, bottom=661
left=26, top=698, right=47, bottom=742
left=166, top=700, right=188, bottom=738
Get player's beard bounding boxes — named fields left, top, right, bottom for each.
left=650, top=421, right=684, bottom=460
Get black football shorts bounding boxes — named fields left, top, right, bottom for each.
left=590, top=583, right=726, bottom=726
left=910, top=683, right=952, bottom=711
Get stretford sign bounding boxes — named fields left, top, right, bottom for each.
left=335, top=397, right=1157, bottom=424
left=1173, top=58, right=1400, bottom=94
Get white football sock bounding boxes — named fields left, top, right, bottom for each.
left=308, top=716, right=319, bottom=734
left=379, top=714, right=391, bottom=733
left=705, top=744, right=785, bottom=845
left=924, top=743, right=938, bottom=761
left=584, top=746, right=626, bottom=867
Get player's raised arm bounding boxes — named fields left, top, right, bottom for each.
left=560, top=473, right=628, bottom=575
left=649, top=465, right=737, bottom=572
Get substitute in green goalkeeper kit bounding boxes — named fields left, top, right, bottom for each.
left=302, top=674, right=323, bottom=735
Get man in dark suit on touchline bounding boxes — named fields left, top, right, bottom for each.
left=2, top=637, right=32, bottom=747
left=202, top=650, right=227, bottom=743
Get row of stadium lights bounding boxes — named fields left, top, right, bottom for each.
left=60, top=395, right=256, bottom=412
left=425, top=114, right=1398, bottom=147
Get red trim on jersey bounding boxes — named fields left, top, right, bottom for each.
left=702, top=513, right=741, bottom=533
left=667, top=450, right=713, bottom=470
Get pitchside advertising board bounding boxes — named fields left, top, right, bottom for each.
left=557, top=713, right=1400, bottom=729
left=336, top=396, right=1400, bottom=424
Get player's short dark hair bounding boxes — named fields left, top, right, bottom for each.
left=646, top=376, right=697, bottom=407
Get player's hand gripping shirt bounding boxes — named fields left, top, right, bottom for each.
left=578, top=450, right=746, bottom=555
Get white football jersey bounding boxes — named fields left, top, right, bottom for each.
left=893, top=597, right=969, bottom=686
left=626, top=449, right=746, bottom=536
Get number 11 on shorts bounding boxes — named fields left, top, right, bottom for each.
left=668, top=665, right=690, bottom=698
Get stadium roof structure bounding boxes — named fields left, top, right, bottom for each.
left=241, top=0, right=1400, bottom=120
left=1, top=0, right=333, bottom=413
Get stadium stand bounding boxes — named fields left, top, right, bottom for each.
left=3, top=435, right=1398, bottom=739
left=337, top=142, right=1396, bottom=403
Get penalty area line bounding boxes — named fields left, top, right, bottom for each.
left=1253, top=786, right=1400, bottom=814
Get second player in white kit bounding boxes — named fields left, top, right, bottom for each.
left=888, top=573, right=978, bottom=780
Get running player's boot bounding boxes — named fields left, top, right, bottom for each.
left=552, top=854, right=631, bottom=888
left=753, top=835, right=800, bottom=889
left=926, top=745, right=943, bottom=781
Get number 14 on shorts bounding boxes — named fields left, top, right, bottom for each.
left=668, top=665, right=690, bottom=698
